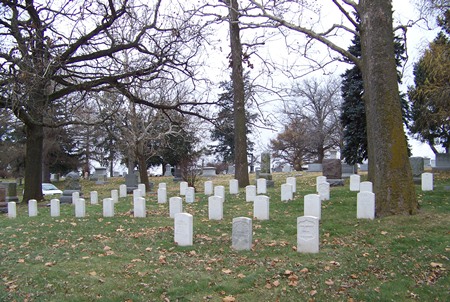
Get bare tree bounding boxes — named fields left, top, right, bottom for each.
left=286, top=78, right=342, bottom=163
left=0, top=0, right=206, bottom=201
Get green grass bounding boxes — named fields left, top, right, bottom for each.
left=1, top=172, right=449, bottom=301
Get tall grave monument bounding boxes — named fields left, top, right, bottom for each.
left=257, top=152, right=274, bottom=187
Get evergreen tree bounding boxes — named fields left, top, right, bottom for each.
left=407, top=13, right=450, bottom=154
left=210, top=74, right=257, bottom=163
left=340, top=32, right=408, bottom=165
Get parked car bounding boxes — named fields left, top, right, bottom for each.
left=42, top=183, right=63, bottom=196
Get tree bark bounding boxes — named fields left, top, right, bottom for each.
left=228, top=0, right=250, bottom=187
left=360, top=0, right=418, bottom=216
left=23, top=123, right=44, bottom=202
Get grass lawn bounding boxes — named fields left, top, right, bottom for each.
left=1, top=172, right=449, bottom=301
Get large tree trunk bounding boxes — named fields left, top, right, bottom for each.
left=23, top=123, right=44, bottom=202
left=360, top=0, right=418, bottom=216
left=228, top=0, right=250, bottom=187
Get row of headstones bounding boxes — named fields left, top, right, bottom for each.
left=175, top=214, right=319, bottom=253
left=7, top=176, right=372, bottom=221
left=348, top=173, right=434, bottom=192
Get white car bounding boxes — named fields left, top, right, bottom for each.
left=42, top=183, right=63, bottom=196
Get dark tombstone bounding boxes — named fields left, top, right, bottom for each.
left=433, top=153, right=450, bottom=172
left=409, top=157, right=424, bottom=184
left=60, top=172, right=82, bottom=203
left=322, top=159, right=344, bottom=186
left=173, top=166, right=182, bottom=182
left=0, top=182, right=19, bottom=202
left=0, top=187, right=7, bottom=213
left=258, top=152, right=274, bottom=187
left=125, top=173, right=139, bottom=194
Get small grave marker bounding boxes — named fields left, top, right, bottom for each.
left=297, top=216, right=319, bottom=253
left=232, top=217, right=252, bottom=251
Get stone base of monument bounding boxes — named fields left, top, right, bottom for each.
left=327, top=179, right=345, bottom=187
left=60, top=190, right=82, bottom=204
left=0, top=202, right=7, bottom=213
left=258, top=173, right=275, bottom=187
left=126, top=186, right=138, bottom=194
left=413, top=177, right=422, bottom=185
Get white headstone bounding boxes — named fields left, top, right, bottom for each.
left=159, top=183, right=167, bottom=189
left=28, top=199, right=38, bottom=217
left=138, top=183, right=146, bottom=197
left=72, top=191, right=80, bottom=204
left=254, top=195, right=270, bottom=220
left=297, top=216, right=319, bottom=253
left=245, top=185, right=256, bottom=202
left=8, top=202, right=16, bottom=218
left=111, top=189, right=119, bottom=203
left=304, top=194, right=321, bottom=220
left=119, top=184, right=127, bottom=197
left=316, top=176, right=327, bottom=192
left=185, top=187, right=195, bottom=203
left=349, top=174, right=361, bottom=191
left=359, top=181, right=373, bottom=192
left=50, top=199, right=60, bottom=217
left=421, top=173, right=433, bottom=191
left=286, top=177, right=297, bottom=193
left=75, top=198, right=86, bottom=218
left=157, top=188, right=167, bottom=204
left=281, top=183, right=293, bottom=201
left=179, top=181, right=188, bottom=196
left=103, top=198, right=114, bottom=217
left=174, top=213, right=193, bottom=246
left=133, top=189, right=141, bottom=203
left=169, top=197, right=183, bottom=218
left=256, top=178, right=267, bottom=194
left=357, top=191, right=375, bottom=219
left=204, top=181, right=213, bottom=195
left=134, top=196, right=146, bottom=218
left=232, top=217, right=252, bottom=250
left=229, top=179, right=239, bottom=195
left=90, top=191, right=98, bottom=204
left=214, top=185, right=225, bottom=201
left=317, top=182, right=330, bottom=201
left=208, top=196, right=223, bottom=220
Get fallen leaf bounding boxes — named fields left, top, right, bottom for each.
left=310, top=290, right=317, bottom=296
left=273, top=280, right=280, bottom=287
left=430, top=262, right=443, bottom=268
left=284, top=270, right=293, bottom=275
left=350, top=274, right=358, bottom=279
left=17, top=259, right=25, bottom=263
left=237, top=273, right=246, bottom=278
left=89, top=271, right=97, bottom=276
left=223, top=296, right=235, bottom=302
left=325, top=279, right=334, bottom=286
left=44, top=262, right=55, bottom=267
left=265, top=283, right=272, bottom=289
left=380, top=231, right=388, bottom=235
left=159, top=255, right=167, bottom=264
left=222, top=268, right=232, bottom=274
left=103, top=246, right=112, bottom=251
left=300, top=268, right=309, bottom=273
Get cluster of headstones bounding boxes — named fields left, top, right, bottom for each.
left=5, top=172, right=434, bottom=254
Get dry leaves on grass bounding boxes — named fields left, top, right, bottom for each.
left=223, top=296, right=236, bottom=302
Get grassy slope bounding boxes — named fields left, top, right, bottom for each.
left=0, top=172, right=448, bottom=302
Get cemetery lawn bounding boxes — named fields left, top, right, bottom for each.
left=1, top=173, right=449, bottom=302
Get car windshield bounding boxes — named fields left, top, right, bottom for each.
left=42, top=183, right=58, bottom=190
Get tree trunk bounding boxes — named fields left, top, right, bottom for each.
left=137, top=146, right=150, bottom=192
left=360, top=0, right=418, bottom=216
left=228, top=0, right=250, bottom=187
left=23, top=123, right=44, bottom=202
